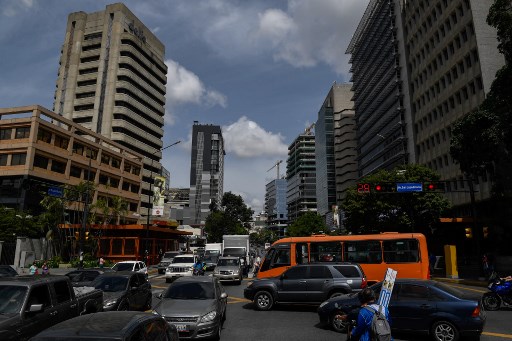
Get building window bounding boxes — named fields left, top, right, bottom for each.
left=132, top=166, right=140, bottom=176
left=0, top=154, right=7, bottom=166
left=101, top=153, right=111, bottom=165
left=37, top=128, right=52, bottom=143
left=73, top=142, right=85, bottom=156
left=34, top=154, right=49, bottom=169
left=111, top=157, right=121, bottom=169
left=85, top=147, right=98, bottom=160
left=99, top=174, right=109, bottom=185
left=122, top=181, right=130, bottom=191
left=15, top=127, right=30, bottom=139
left=70, top=165, right=82, bottom=178
left=11, top=153, right=26, bottom=165
left=54, top=135, right=69, bottom=149
left=0, top=129, right=11, bottom=140
left=51, top=160, right=66, bottom=174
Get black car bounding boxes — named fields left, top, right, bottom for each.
left=91, top=271, right=152, bottom=312
left=317, top=279, right=486, bottom=341
left=65, top=268, right=113, bottom=287
left=30, top=311, right=179, bottom=341
left=0, top=266, right=18, bottom=277
left=244, top=263, right=367, bottom=310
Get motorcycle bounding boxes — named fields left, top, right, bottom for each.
left=482, top=274, right=512, bottom=311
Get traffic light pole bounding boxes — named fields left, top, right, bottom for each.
left=79, top=156, right=92, bottom=269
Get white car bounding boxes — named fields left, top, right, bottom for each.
left=111, top=261, right=148, bottom=277
left=165, top=254, right=197, bottom=283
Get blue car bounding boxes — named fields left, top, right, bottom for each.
left=317, top=279, right=485, bottom=341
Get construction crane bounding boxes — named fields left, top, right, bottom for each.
left=304, top=122, right=315, bottom=135
left=267, top=160, right=283, bottom=180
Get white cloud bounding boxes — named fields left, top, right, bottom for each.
left=2, top=0, right=34, bottom=17
left=223, top=117, right=288, bottom=158
left=165, top=59, right=227, bottom=108
left=164, top=109, right=176, bottom=126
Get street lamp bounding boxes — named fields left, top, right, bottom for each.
left=143, top=140, right=181, bottom=264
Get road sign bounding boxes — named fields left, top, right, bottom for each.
left=47, top=186, right=64, bottom=198
left=377, top=268, right=398, bottom=308
left=396, top=182, right=423, bottom=192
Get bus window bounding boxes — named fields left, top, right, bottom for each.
left=383, top=239, right=419, bottom=263
left=344, top=241, right=382, bottom=264
left=295, top=243, right=308, bottom=265
left=272, top=248, right=290, bottom=268
left=260, top=248, right=275, bottom=272
left=310, top=242, right=342, bottom=262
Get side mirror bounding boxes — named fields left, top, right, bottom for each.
left=157, top=293, right=163, bottom=299
left=27, top=304, right=44, bottom=313
left=220, top=292, right=228, bottom=299
left=280, top=273, right=287, bottom=280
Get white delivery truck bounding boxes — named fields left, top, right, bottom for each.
left=203, top=243, right=223, bottom=270
left=222, top=235, right=250, bottom=275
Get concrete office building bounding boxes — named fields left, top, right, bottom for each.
left=286, top=132, right=317, bottom=223
left=53, top=3, right=167, bottom=214
left=347, top=0, right=415, bottom=178
left=265, top=178, right=288, bottom=237
left=403, top=0, right=504, bottom=207
left=189, top=122, right=225, bottom=225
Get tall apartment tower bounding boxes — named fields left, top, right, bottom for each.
left=53, top=3, right=167, bottom=214
left=286, top=132, right=317, bottom=223
left=346, top=0, right=415, bottom=178
left=189, top=122, right=225, bottom=225
left=265, top=178, right=288, bottom=237
left=403, top=0, right=504, bottom=208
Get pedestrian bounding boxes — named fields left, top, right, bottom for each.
left=337, top=287, right=393, bottom=341
left=42, top=261, right=49, bottom=275
left=29, top=261, right=38, bottom=275
left=254, top=255, right=261, bottom=274
left=429, top=253, right=436, bottom=275
left=99, top=257, right=105, bottom=269
left=158, top=248, right=163, bottom=260
left=79, top=251, right=84, bottom=269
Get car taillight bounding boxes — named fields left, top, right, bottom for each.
left=471, top=305, right=481, bottom=317
left=361, top=277, right=368, bottom=288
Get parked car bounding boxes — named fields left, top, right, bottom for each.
left=165, top=254, right=197, bottom=283
left=65, top=268, right=113, bottom=287
left=0, top=276, right=103, bottom=340
left=0, top=265, right=18, bottom=277
left=30, top=311, right=179, bottom=341
left=244, top=263, right=367, bottom=310
left=157, top=251, right=182, bottom=274
left=153, top=276, right=228, bottom=340
left=213, top=256, right=243, bottom=284
left=317, top=279, right=486, bottom=341
left=91, top=271, right=152, bottom=312
left=112, top=261, right=148, bottom=277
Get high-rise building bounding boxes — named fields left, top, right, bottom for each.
left=265, top=178, right=288, bottom=237
left=189, top=122, right=225, bottom=225
left=53, top=3, right=167, bottom=215
left=286, top=132, right=316, bottom=223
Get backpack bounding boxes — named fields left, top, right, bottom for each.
left=364, top=305, right=392, bottom=341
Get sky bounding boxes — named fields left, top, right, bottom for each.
left=0, top=0, right=369, bottom=214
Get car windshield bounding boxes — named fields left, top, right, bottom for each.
left=112, top=263, right=134, bottom=271
left=0, top=286, right=27, bottom=314
left=0, top=267, right=17, bottom=277
left=173, top=257, right=194, bottom=264
left=66, top=272, right=83, bottom=282
left=164, top=252, right=179, bottom=259
left=223, top=248, right=245, bottom=257
left=164, top=282, right=215, bottom=300
left=203, top=255, right=218, bottom=263
left=218, top=258, right=239, bottom=266
left=92, top=276, right=128, bottom=292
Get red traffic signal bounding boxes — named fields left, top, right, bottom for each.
left=424, top=181, right=446, bottom=192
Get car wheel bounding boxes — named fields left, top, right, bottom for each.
left=330, top=313, right=349, bottom=333
left=482, top=292, right=501, bottom=311
left=431, top=320, right=459, bottom=341
left=117, top=299, right=129, bottom=311
left=143, top=294, right=152, bottom=311
left=254, top=291, right=273, bottom=311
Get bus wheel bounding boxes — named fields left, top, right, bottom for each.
left=254, top=291, right=273, bottom=311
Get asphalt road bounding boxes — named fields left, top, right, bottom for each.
left=149, top=273, right=512, bottom=341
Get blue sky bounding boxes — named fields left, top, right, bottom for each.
left=0, top=0, right=368, bottom=214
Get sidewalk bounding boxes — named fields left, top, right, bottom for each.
left=432, top=276, right=489, bottom=288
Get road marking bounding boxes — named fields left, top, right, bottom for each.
left=152, top=285, right=167, bottom=289
left=228, top=296, right=251, bottom=304
left=483, top=332, right=512, bottom=339
left=447, top=283, right=486, bottom=294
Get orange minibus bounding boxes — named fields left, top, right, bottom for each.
left=257, top=233, right=430, bottom=284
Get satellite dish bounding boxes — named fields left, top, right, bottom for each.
left=46, top=230, right=53, bottom=240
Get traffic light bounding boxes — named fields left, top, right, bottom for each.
left=373, top=183, right=395, bottom=193
left=423, top=181, right=446, bottom=192
left=464, top=227, right=473, bottom=238
left=85, top=232, right=90, bottom=240
left=75, top=232, right=79, bottom=240
left=483, top=226, right=489, bottom=238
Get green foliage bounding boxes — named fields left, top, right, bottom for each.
left=341, top=164, right=450, bottom=233
left=250, top=228, right=279, bottom=245
left=0, top=207, right=43, bottom=241
left=487, top=0, right=512, bottom=64
left=286, top=211, right=327, bottom=237
left=204, top=192, right=254, bottom=242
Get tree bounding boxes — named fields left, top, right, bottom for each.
left=0, top=207, right=42, bottom=241
left=286, top=211, right=327, bottom=237
left=341, top=164, right=450, bottom=234
left=204, top=192, right=254, bottom=242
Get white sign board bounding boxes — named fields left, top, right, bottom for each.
left=377, top=268, right=398, bottom=308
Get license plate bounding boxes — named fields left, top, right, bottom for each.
left=174, top=324, right=188, bottom=332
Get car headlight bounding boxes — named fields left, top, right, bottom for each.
left=200, top=310, right=217, bottom=323
left=213, top=269, right=220, bottom=274
left=104, top=299, right=117, bottom=307
left=319, top=301, right=328, bottom=308
left=233, top=270, right=239, bottom=275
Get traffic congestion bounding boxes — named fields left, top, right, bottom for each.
left=1, top=236, right=511, bottom=341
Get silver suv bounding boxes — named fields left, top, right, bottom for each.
left=212, top=256, right=243, bottom=284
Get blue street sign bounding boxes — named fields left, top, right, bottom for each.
left=48, top=186, right=64, bottom=198
left=396, top=182, right=423, bottom=192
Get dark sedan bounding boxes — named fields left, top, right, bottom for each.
left=30, top=311, right=179, bottom=341
left=91, top=271, right=152, bottom=312
left=153, top=276, right=228, bottom=340
left=0, top=266, right=18, bottom=277
left=65, top=268, right=113, bottom=287
left=317, top=279, right=485, bottom=341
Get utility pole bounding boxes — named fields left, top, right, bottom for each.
left=79, top=156, right=92, bottom=269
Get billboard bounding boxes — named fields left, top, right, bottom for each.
left=152, top=175, right=165, bottom=216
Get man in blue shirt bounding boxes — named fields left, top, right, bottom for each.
left=351, top=288, right=393, bottom=341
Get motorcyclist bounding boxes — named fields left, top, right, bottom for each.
left=194, top=258, right=205, bottom=275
